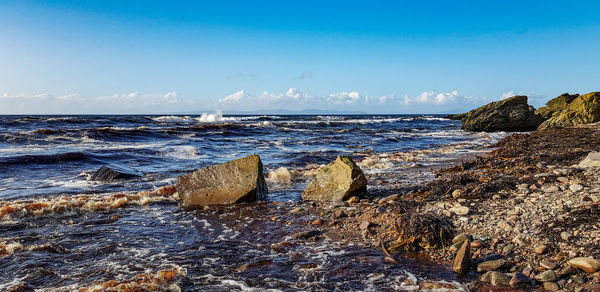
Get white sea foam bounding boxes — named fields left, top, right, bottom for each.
left=152, top=115, right=192, bottom=123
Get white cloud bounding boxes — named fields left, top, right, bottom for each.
left=220, top=89, right=247, bottom=103
left=402, top=90, right=461, bottom=105
left=327, top=91, right=361, bottom=104
left=163, top=91, right=178, bottom=103
left=260, top=88, right=310, bottom=102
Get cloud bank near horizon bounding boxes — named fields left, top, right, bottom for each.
left=0, top=89, right=547, bottom=115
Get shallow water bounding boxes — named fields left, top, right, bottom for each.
left=0, top=114, right=504, bottom=290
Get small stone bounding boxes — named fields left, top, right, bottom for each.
left=346, top=196, right=359, bottom=203
left=540, top=260, right=557, bottom=270
left=509, top=272, right=530, bottom=287
left=290, top=207, right=303, bottom=214
left=378, top=194, right=398, bottom=205
left=533, top=245, right=548, bottom=255
left=477, top=259, right=506, bottom=272
left=490, top=271, right=511, bottom=286
left=534, top=270, right=556, bottom=282
left=502, top=244, right=515, bottom=255
left=332, top=209, right=346, bottom=218
left=452, top=189, right=463, bottom=198
left=572, top=275, right=585, bottom=284
left=560, top=231, right=572, bottom=241
left=359, top=221, right=371, bottom=230
left=453, top=239, right=470, bottom=275
left=512, top=235, right=530, bottom=246
left=568, top=257, right=600, bottom=273
left=311, top=219, right=323, bottom=225
left=543, top=282, right=559, bottom=291
left=452, top=234, right=469, bottom=244
left=376, top=207, right=386, bottom=214
left=522, top=266, right=533, bottom=277
left=542, top=185, right=559, bottom=193
left=442, top=210, right=452, bottom=217
left=470, top=240, right=482, bottom=248
left=449, top=205, right=469, bottom=215
left=291, top=229, right=320, bottom=240
left=559, top=265, right=574, bottom=276
left=569, top=184, right=584, bottom=192
left=323, top=231, right=343, bottom=241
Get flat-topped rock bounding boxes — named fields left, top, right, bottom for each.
left=460, top=95, right=543, bottom=132
left=176, top=155, right=267, bottom=207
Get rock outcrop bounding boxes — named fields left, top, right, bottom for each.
left=535, top=93, right=579, bottom=119
left=538, top=92, right=600, bottom=130
left=90, top=166, right=141, bottom=181
left=301, top=155, right=367, bottom=201
left=176, top=155, right=267, bottom=207
left=460, top=95, right=543, bottom=132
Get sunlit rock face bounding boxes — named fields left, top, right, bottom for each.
left=301, top=155, right=367, bottom=201
left=176, top=154, right=268, bottom=207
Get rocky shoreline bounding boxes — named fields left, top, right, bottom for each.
left=294, top=123, right=600, bottom=291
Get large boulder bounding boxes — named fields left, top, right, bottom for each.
left=538, top=92, right=600, bottom=130
left=90, top=166, right=141, bottom=181
left=579, top=152, right=600, bottom=168
left=176, top=155, right=268, bottom=207
left=535, top=93, right=579, bottom=119
left=301, top=155, right=367, bottom=201
left=460, top=95, right=544, bottom=132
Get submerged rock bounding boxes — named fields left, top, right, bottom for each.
left=176, top=155, right=267, bottom=207
left=90, top=166, right=141, bottom=181
left=539, top=91, right=600, bottom=129
left=460, top=95, right=543, bottom=132
left=301, top=155, right=367, bottom=201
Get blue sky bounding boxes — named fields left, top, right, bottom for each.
left=1, top=0, right=599, bottom=114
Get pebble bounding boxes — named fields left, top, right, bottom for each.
left=477, top=259, right=506, bottom=272
left=470, top=240, right=482, bottom=248
left=290, top=207, right=303, bottom=214
left=449, top=205, right=469, bottom=215
left=570, top=184, right=584, bottom=192
left=502, top=244, right=515, bottom=255
left=311, top=219, right=323, bottom=225
left=522, top=266, right=533, bottom=277
left=490, top=271, right=510, bottom=286
left=332, top=209, right=346, bottom=218
left=378, top=194, right=398, bottom=205
left=359, top=221, right=371, bottom=230
left=452, top=189, right=463, bottom=198
left=291, top=229, right=320, bottom=239
left=540, top=260, right=557, bottom=270
left=542, top=185, right=559, bottom=193
left=452, top=234, right=468, bottom=244
left=560, top=231, right=573, bottom=241
left=535, top=270, right=556, bottom=282
left=346, top=196, right=359, bottom=203
left=533, top=245, right=548, bottom=254
left=509, top=272, right=530, bottom=287
left=543, top=281, right=559, bottom=291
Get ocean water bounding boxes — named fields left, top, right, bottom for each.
left=0, top=114, right=505, bottom=290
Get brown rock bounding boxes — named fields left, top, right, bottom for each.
left=453, top=239, right=470, bottom=275
left=543, top=282, right=559, bottom=291
left=359, top=221, right=371, bottom=230
left=311, top=219, right=323, bottom=225
left=235, top=259, right=272, bottom=272
left=568, top=257, right=600, bottom=273
left=533, top=244, right=547, bottom=255
left=477, top=259, right=506, bottom=272
left=176, top=155, right=267, bottom=207
left=470, top=240, right=482, bottom=248
left=301, top=155, right=367, bottom=201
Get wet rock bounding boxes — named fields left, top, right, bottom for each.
left=522, top=266, right=533, bottom=277
left=176, top=155, right=267, bottom=207
left=301, top=155, right=367, bottom=201
left=460, top=95, right=543, bottom=132
left=378, top=194, right=398, bottom=205
left=477, top=259, right=506, bottom=272
left=579, top=151, right=600, bottom=168
left=510, top=272, right=530, bottom=288
left=543, top=281, right=559, bottom=291
left=235, top=259, right=272, bottom=272
left=290, top=207, right=303, bottom=214
left=453, top=239, right=470, bottom=275
left=539, top=91, right=600, bottom=129
left=470, top=240, right=482, bottom=248
left=535, top=270, right=556, bottom=282
left=451, top=189, right=463, bottom=198
left=90, top=165, right=140, bottom=181
left=323, top=231, right=343, bottom=241
left=311, top=219, right=323, bottom=225
left=291, top=229, right=320, bottom=240
left=568, top=257, right=600, bottom=273
left=346, top=196, right=359, bottom=203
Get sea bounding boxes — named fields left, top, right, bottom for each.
left=0, top=113, right=507, bottom=291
